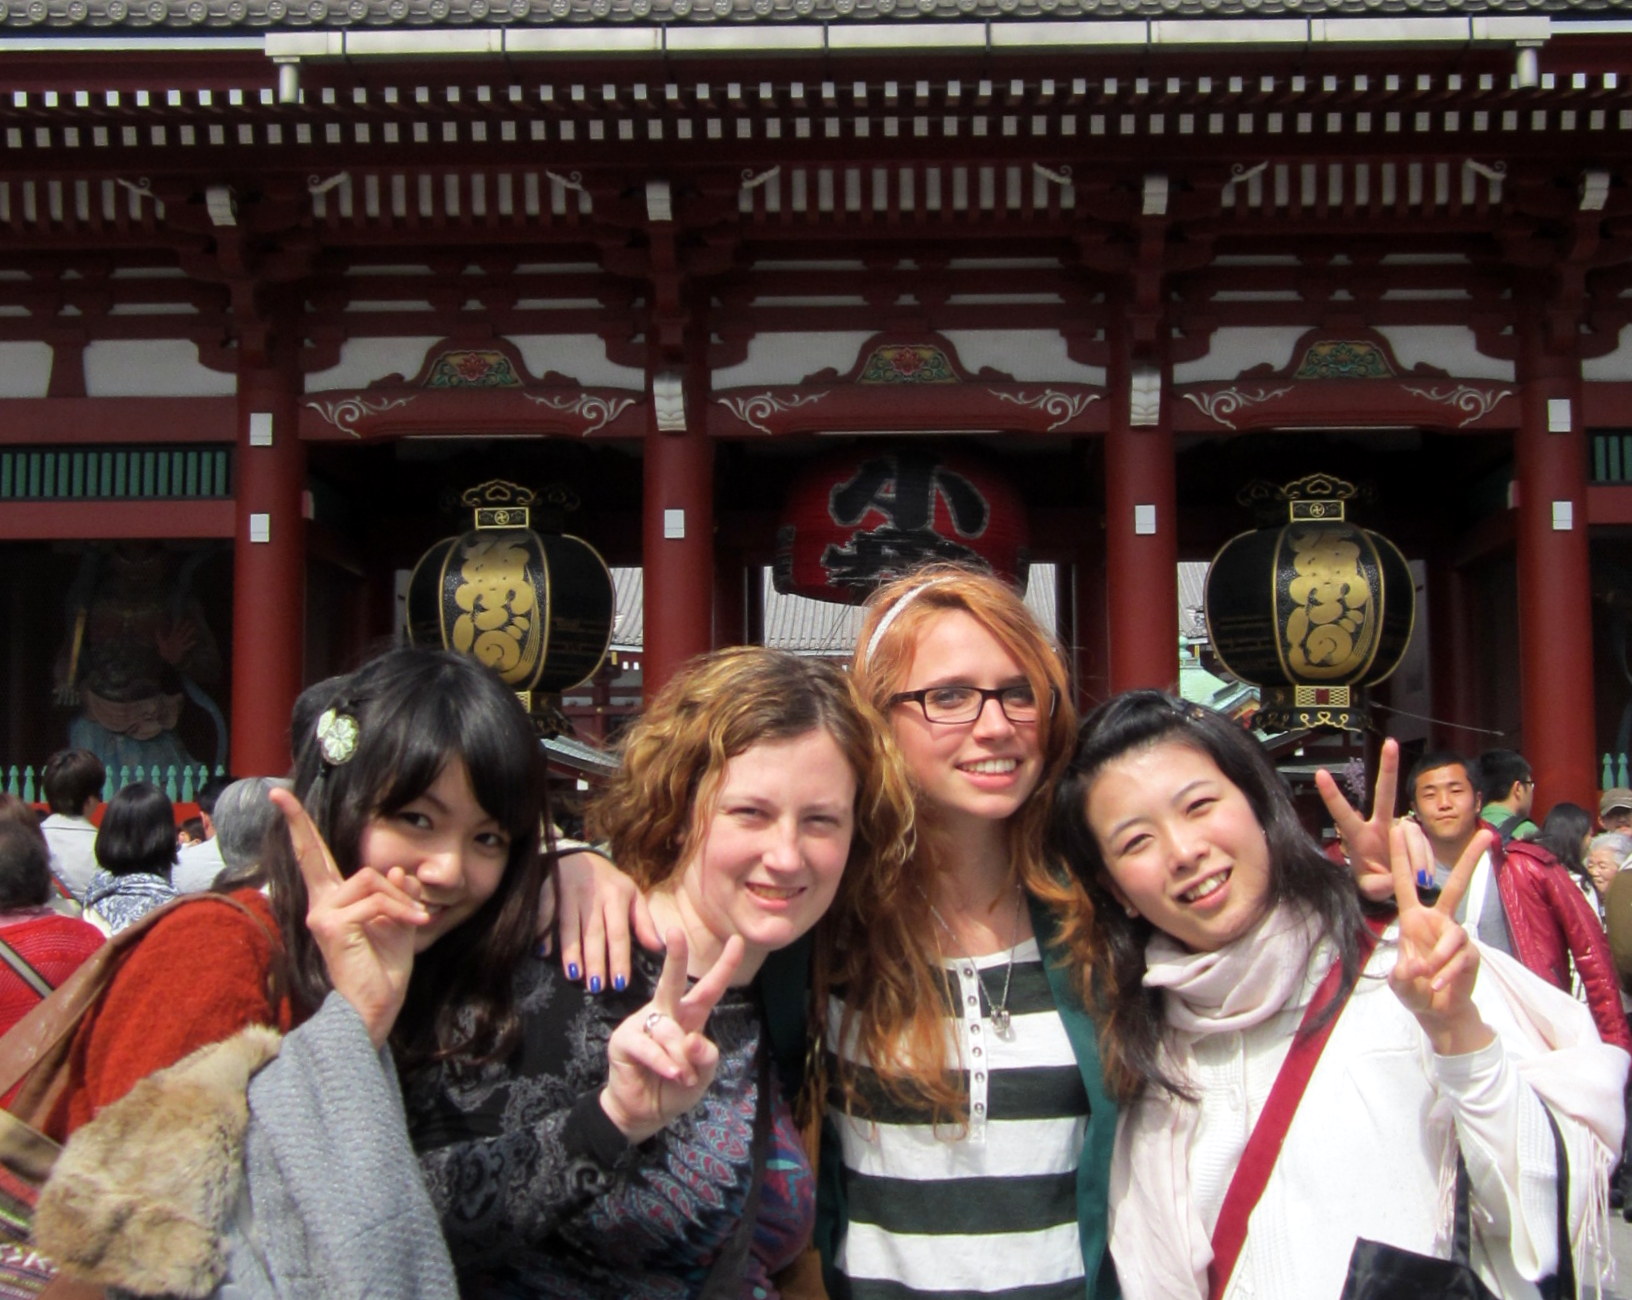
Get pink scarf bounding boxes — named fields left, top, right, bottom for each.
left=1108, top=904, right=1327, bottom=1300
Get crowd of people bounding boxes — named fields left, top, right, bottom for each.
left=0, top=561, right=1624, bottom=1299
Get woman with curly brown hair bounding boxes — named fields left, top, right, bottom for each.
left=557, top=565, right=1119, bottom=1300
left=409, top=645, right=915, bottom=1299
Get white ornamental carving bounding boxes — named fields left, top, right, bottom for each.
left=718, top=391, right=827, bottom=436
left=1182, top=386, right=1294, bottom=430
left=525, top=392, right=636, bottom=437
left=1399, top=384, right=1514, bottom=429
left=305, top=394, right=416, bottom=438
left=990, top=388, right=1100, bottom=432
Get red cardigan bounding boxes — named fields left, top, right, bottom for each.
left=0, top=912, right=105, bottom=1039
left=48, top=889, right=298, bottom=1141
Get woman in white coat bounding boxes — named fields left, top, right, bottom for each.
left=1051, top=690, right=1627, bottom=1300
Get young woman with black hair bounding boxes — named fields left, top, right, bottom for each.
left=1052, top=690, right=1625, bottom=1300
left=85, top=781, right=179, bottom=933
left=30, top=646, right=551, bottom=1297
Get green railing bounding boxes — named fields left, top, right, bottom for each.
left=1604, top=753, right=1632, bottom=789
left=0, top=446, right=232, bottom=500
left=2, top=762, right=225, bottom=805
left=1591, top=433, right=1632, bottom=485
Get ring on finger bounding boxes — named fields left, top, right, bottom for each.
left=643, top=1011, right=667, bottom=1036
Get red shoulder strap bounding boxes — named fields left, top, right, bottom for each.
left=1206, top=919, right=1383, bottom=1300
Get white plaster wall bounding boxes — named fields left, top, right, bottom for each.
left=1172, top=327, right=1308, bottom=385
left=713, top=332, right=877, bottom=389
left=0, top=343, right=52, bottom=398
left=304, top=337, right=447, bottom=392
left=84, top=341, right=235, bottom=397
left=941, top=331, right=1104, bottom=385
left=510, top=336, right=644, bottom=389
left=307, top=336, right=647, bottom=392
left=1377, top=326, right=1513, bottom=382
left=1583, top=325, right=1632, bottom=382
left=1174, top=325, right=1514, bottom=386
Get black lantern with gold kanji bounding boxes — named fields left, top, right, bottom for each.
left=1204, top=474, right=1414, bottom=731
left=408, top=480, right=613, bottom=709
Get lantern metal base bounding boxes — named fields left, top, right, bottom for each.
left=1256, top=685, right=1366, bottom=733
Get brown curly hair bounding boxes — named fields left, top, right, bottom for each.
left=830, top=563, right=1100, bottom=1125
left=587, top=644, right=916, bottom=938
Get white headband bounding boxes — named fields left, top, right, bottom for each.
left=861, top=580, right=944, bottom=666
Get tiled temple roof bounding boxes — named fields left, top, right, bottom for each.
left=0, top=0, right=1615, bottom=36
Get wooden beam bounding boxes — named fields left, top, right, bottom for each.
left=0, top=499, right=235, bottom=539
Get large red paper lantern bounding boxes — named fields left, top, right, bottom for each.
left=774, top=447, right=1029, bottom=603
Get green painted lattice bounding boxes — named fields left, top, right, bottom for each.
left=0, top=447, right=231, bottom=499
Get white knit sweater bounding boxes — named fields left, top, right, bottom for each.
left=1111, top=935, right=1627, bottom=1300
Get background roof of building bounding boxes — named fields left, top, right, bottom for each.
left=2, top=0, right=1615, bottom=36
left=610, top=563, right=1059, bottom=655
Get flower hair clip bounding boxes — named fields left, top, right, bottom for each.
left=315, top=708, right=360, bottom=766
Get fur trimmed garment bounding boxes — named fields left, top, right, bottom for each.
left=50, top=889, right=295, bottom=1142
left=36, top=993, right=459, bottom=1300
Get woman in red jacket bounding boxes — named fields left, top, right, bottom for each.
left=0, top=819, right=102, bottom=1037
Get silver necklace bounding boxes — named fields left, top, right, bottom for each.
left=928, top=885, right=1025, bottom=1038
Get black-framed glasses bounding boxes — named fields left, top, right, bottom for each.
left=889, top=683, right=1056, bottom=726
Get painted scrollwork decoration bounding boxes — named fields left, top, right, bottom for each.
left=305, top=394, right=417, bottom=438
left=1399, top=384, right=1514, bottom=429
left=990, top=388, right=1100, bottom=432
left=718, top=391, right=827, bottom=436
left=524, top=393, right=635, bottom=437
left=1182, top=386, right=1294, bottom=430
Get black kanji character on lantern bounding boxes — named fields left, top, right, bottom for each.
left=820, top=452, right=991, bottom=590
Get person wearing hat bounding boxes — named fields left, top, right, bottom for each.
left=1603, top=787, right=1632, bottom=834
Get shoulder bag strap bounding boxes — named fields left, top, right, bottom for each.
left=0, top=893, right=265, bottom=1115
left=1206, top=920, right=1383, bottom=1300
left=1538, top=1104, right=1576, bottom=1300
left=0, top=934, right=54, bottom=1001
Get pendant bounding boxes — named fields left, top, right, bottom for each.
left=990, top=1006, right=1012, bottom=1036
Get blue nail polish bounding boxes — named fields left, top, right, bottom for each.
left=613, top=974, right=627, bottom=992
left=589, top=975, right=602, bottom=993
left=567, top=963, right=580, bottom=981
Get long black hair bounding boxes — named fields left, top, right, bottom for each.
left=1050, top=690, right=1370, bottom=1103
left=1536, top=801, right=1592, bottom=883
left=253, top=646, right=547, bottom=1071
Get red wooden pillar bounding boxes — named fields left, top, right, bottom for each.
left=641, top=372, right=714, bottom=701
left=1514, top=326, right=1595, bottom=812
left=229, top=356, right=305, bottom=777
left=1104, top=356, right=1179, bottom=693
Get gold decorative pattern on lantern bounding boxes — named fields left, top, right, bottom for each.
left=1280, top=526, right=1380, bottom=682
left=462, top=479, right=539, bottom=531
left=449, top=534, right=542, bottom=683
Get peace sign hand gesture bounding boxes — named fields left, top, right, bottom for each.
left=1387, top=818, right=1496, bottom=1057
left=1315, top=737, right=1401, bottom=904
left=600, top=928, right=744, bottom=1145
left=269, top=787, right=431, bottom=1049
